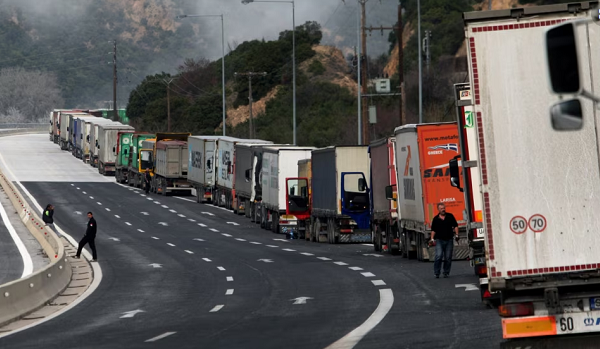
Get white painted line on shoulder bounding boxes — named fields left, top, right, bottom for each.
left=210, top=228, right=219, bottom=232
left=225, top=289, right=234, bottom=295
left=349, top=267, right=363, bottom=271
left=324, top=289, right=393, bottom=349
left=178, top=214, right=186, bottom=218
left=162, top=205, right=169, bottom=208
left=226, top=276, right=234, bottom=282
left=250, top=241, right=262, bottom=245
left=169, top=209, right=177, bottom=213
left=185, top=250, right=194, bottom=254
left=221, top=233, right=232, bottom=237
left=175, top=196, right=196, bottom=203
left=188, top=219, right=196, bottom=222
left=97, top=202, right=102, bottom=205
left=105, top=208, right=111, bottom=211
left=317, top=257, right=332, bottom=261
left=125, top=222, right=132, bottom=226
left=217, top=266, right=226, bottom=271
left=371, top=280, right=386, bottom=286
left=145, top=332, right=176, bottom=343
left=334, top=261, right=348, bottom=266
left=300, top=252, right=314, bottom=256
left=198, top=223, right=207, bottom=227
left=266, top=245, right=278, bottom=248
left=152, top=237, right=159, bottom=240
left=137, top=229, right=145, bottom=233
left=202, top=258, right=212, bottom=262
left=209, top=305, right=224, bottom=313
left=361, top=272, right=376, bottom=277
left=167, top=243, right=175, bottom=247
left=235, top=238, right=246, bottom=242
left=114, top=215, right=120, bottom=219
left=282, top=248, right=296, bottom=252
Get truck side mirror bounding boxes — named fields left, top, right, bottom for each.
left=550, top=98, right=583, bottom=131
left=546, top=22, right=580, bottom=94
left=449, top=157, right=463, bottom=192
left=385, top=185, right=396, bottom=201
left=358, top=178, right=367, bottom=192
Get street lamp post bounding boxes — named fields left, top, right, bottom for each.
left=177, top=14, right=227, bottom=136
left=242, top=0, right=296, bottom=145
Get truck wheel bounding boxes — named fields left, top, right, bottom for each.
left=388, top=228, right=399, bottom=256
left=271, top=212, right=279, bottom=233
left=373, top=227, right=382, bottom=252
left=161, top=179, right=167, bottom=196
left=260, top=207, right=266, bottom=229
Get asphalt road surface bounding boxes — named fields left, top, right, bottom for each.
left=0, top=134, right=503, bottom=349
left=0, top=202, right=23, bottom=285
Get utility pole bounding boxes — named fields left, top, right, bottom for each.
left=112, top=40, right=118, bottom=122
left=417, top=0, right=422, bottom=124
left=234, top=71, right=267, bottom=139
left=359, top=0, right=368, bottom=145
left=163, top=78, right=174, bottom=132
left=423, top=30, right=431, bottom=74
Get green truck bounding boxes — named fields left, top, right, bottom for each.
left=115, top=131, right=135, bottom=183
left=128, top=133, right=154, bottom=188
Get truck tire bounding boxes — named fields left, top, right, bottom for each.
left=271, top=212, right=279, bottom=233
left=161, top=179, right=168, bottom=196
left=374, top=226, right=382, bottom=252
left=260, top=206, right=266, bottom=229
left=388, top=225, right=399, bottom=255
left=244, top=200, right=251, bottom=218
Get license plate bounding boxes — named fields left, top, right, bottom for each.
left=591, top=297, right=600, bottom=310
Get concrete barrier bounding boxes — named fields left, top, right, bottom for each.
left=0, top=161, right=72, bottom=326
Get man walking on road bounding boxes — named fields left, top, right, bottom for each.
left=43, top=204, right=60, bottom=237
left=75, top=211, right=97, bottom=262
left=430, top=203, right=459, bottom=278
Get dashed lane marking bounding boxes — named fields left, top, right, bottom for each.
left=152, top=237, right=160, bottom=240
left=361, top=272, right=376, bottom=277
left=225, top=289, right=234, bottom=295
left=250, top=242, right=262, bottom=245
left=221, top=233, right=232, bottom=237
left=105, top=208, right=111, bottom=211
left=334, top=262, right=349, bottom=266
left=145, top=332, right=176, bottom=343
left=349, top=267, right=363, bottom=271
left=209, top=305, right=224, bottom=313
left=115, top=215, right=120, bottom=219
left=217, top=266, right=226, bottom=271
left=137, top=229, right=145, bottom=233
left=226, top=276, right=234, bottom=282
left=266, top=245, right=278, bottom=248
left=282, top=249, right=296, bottom=252
left=185, top=250, right=194, bottom=254
left=125, top=222, right=132, bottom=226
left=202, top=258, right=212, bottom=262
left=97, top=202, right=102, bottom=205
left=235, top=238, right=246, bottom=242
left=210, top=228, right=219, bottom=232
left=198, top=223, right=207, bottom=227
left=317, top=257, right=332, bottom=261
left=300, top=252, right=314, bottom=256
left=371, top=280, right=386, bottom=286
left=167, top=243, right=175, bottom=247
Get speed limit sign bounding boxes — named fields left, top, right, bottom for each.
left=509, top=216, right=528, bottom=234
left=528, top=214, right=547, bottom=233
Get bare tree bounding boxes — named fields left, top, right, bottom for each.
left=0, top=67, right=63, bottom=123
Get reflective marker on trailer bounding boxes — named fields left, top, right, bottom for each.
left=502, top=316, right=556, bottom=339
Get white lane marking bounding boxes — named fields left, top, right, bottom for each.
left=175, top=196, right=196, bottom=203
left=149, top=263, right=162, bottom=268
left=145, top=332, right=176, bottom=343
left=257, top=259, right=273, bottom=263
left=266, top=245, right=278, bottom=248
left=209, top=228, right=219, bottom=232
left=198, top=223, right=207, bottom=227
left=362, top=244, right=374, bottom=247
left=141, top=212, right=149, bottom=216
left=76, top=187, right=80, bottom=190
left=152, top=237, right=159, bottom=240
left=74, top=211, right=82, bottom=215
left=0, top=156, right=104, bottom=340
left=148, top=198, right=154, bottom=201
left=188, top=219, right=196, bottom=222
left=97, top=202, right=102, bottom=205
left=71, top=184, right=74, bottom=186
left=125, top=222, right=132, bottom=226
left=114, top=215, right=120, bottom=219
left=250, top=241, right=262, bottom=245
left=167, top=243, right=175, bottom=247
left=227, top=222, right=239, bottom=226
left=140, top=194, right=146, bottom=197
left=226, top=276, right=233, bottom=282
left=455, top=284, right=479, bottom=291
left=363, top=254, right=384, bottom=258
left=202, top=258, right=212, bottom=262
left=202, top=212, right=215, bottom=216
left=89, top=196, right=94, bottom=199
left=371, top=280, right=386, bottom=286
left=273, top=238, right=289, bottom=243
left=361, top=272, right=376, bottom=277
left=221, top=233, right=232, bottom=237
left=137, top=229, right=145, bottom=233
left=108, top=237, right=120, bottom=241
left=349, top=267, right=364, bottom=271
left=169, top=209, right=177, bottom=213
left=217, top=266, right=226, bottom=271
left=235, top=238, right=246, bottom=242
left=162, top=205, right=169, bottom=208
left=324, top=289, right=394, bottom=349
left=334, top=261, right=348, bottom=266
left=209, top=305, right=224, bottom=313
left=282, top=248, right=296, bottom=252
left=0, top=198, right=33, bottom=278
left=317, top=257, right=332, bottom=261
left=193, top=238, right=205, bottom=242
left=225, top=289, right=234, bottom=295
left=158, top=222, right=169, bottom=226
left=105, top=208, right=111, bottom=211
left=300, top=252, right=314, bottom=256
left=185, top=250, right=194, bottom=254
left=178, top=214, right=186, bottom=218
left=82, top=191, right=87, bottom=194
left=291, top=297, right=313, bottom=305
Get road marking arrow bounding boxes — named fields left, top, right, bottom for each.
left=257, top=259, right=273, bottom=263
left=141, top=212, right=149, bottom=216
left=149, top=263, right=162, bottom=268
left=108, top=237, right=120, bottom=241
left=158, top=222, right=169, bottom=226
left=455, top=284, right=479, bottom=291
left=120, top=309, right=145, bottom=318
left=227, top=222, right=239, bottom=226
left=363, top=254, right=384, bottom=258
left=290, top=297, right=313, bottom=305
left=202, top=212, right=214, bottom=216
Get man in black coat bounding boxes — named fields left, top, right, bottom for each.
left=43, top=204, right=60, bottom=237
left=75, top=211, right=97, bottom=261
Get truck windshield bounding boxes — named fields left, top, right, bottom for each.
left=287, top=178, right=308, bottom=212
left=140, top=150, right=152, bottom=170
left=343, top=173, right=369, bottom=212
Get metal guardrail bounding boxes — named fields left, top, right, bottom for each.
left=0, top=123, right=47, bottom=129
left=0, top=134, right=72, bottom=327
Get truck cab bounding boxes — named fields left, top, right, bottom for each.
left=282, top=177, right=310, bottom=238
left=340, top=172, right=370, bottom=232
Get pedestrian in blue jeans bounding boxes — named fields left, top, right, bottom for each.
left=430, top=203, right=459, bottom=278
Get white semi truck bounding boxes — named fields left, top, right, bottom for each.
left=457, top=2, right=600, bottom=341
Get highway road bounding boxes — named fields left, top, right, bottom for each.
left=0, top=201, right=23, bottom=285
left=0, top=134, right=503, bottom=349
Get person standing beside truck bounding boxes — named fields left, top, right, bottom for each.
left=144, top=169, right=151, bottom=195
left=430, top=203, right=459, bottom=278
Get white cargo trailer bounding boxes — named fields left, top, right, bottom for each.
left=83, top=118, right=115, bottom=164
left=462, top=2, right=600, bottom=340
left=96, top=124, right=134, bottom=175
left=90, top=121, right=122, bottom=167
left=260, top=146, right=314, bottom=234
left=188, top=136, right=221, bottom=203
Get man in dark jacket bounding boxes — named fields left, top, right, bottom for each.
left=75, top=211, right=97, bottom=261
left=430, top=203, right=459, bottom=278
left=144, top=169, right=151, bottom=194
left=43, top=204, right=60, bottom=236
